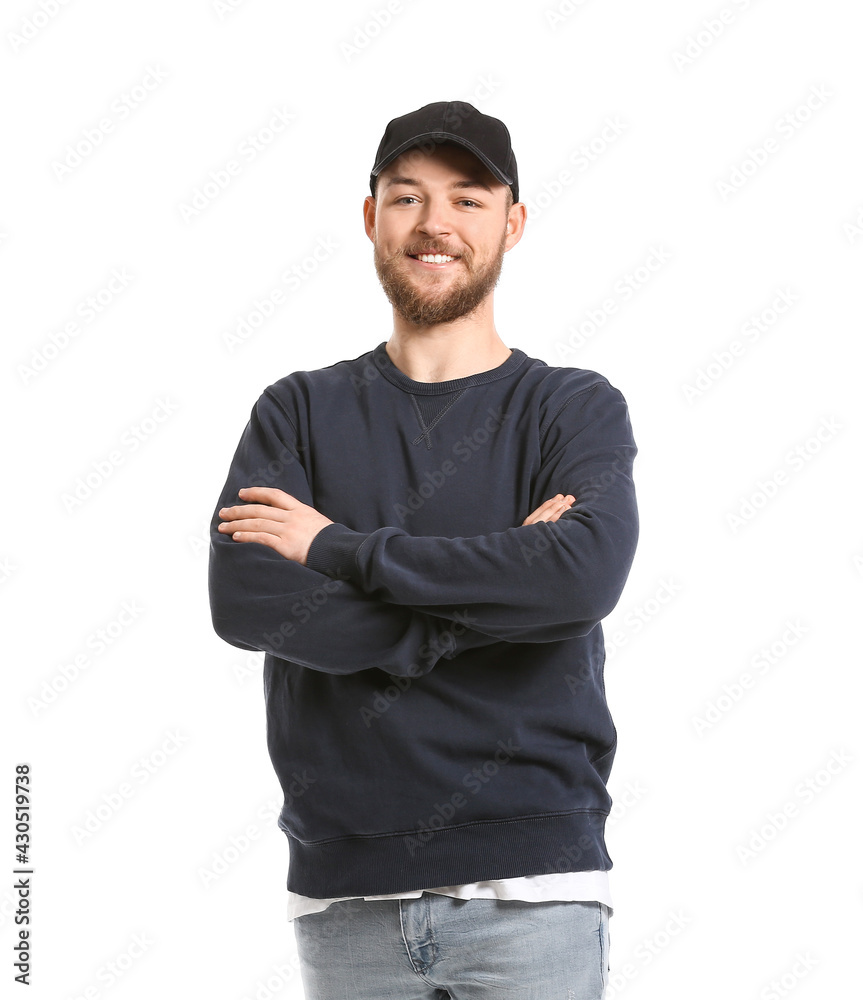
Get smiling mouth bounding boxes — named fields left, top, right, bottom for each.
left=408, top=252, right=461, bottom=264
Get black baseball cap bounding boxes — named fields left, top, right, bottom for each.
left=369, top=101, right=519, bottom=204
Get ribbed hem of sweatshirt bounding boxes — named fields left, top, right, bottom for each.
left=305, top=522, right=370, bottom=582
left=281, top=811, right=611, bottom=899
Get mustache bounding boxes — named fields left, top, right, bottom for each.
left=402, top=246, right=464, bottom=258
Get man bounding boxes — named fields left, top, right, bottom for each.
left=209, top=101, right=639, bottom=998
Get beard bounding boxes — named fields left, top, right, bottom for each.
left=373, top=227, right=507, bottom=327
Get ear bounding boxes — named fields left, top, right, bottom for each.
left=363, top=195, right=376, bottom=243
left=504, top=201, right=527, bottom=251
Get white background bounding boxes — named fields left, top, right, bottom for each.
left=3, top=0, right=862, bottom=997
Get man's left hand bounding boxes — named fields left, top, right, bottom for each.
left=218, top=487, right=334, bottom=566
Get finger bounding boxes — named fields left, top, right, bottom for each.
left=224, top=529, right=283, bottom=549
left=532, top=495, right=564, bottom=515
left=236, top=487, right=298, bottom=510
left=522, top=495, right=576, bottom=526
left=218, top=517, right=286, bottom=535
left=219, top=503, right=290, bottom=522
left=540, top=502, right=569, bottom=524
left=542, top=494, right=575, bottom=507
left=523, top=497, right=565, bottom=525
left=523, top=498, right=562, bottom=525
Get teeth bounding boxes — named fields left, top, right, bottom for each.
left=415, top=253, right=457, bottom=263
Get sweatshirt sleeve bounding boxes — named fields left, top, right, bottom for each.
left=305, top=380, right=639, bottom=642
left=208, top=388, right=499, bottom=675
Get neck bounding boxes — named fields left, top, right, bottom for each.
left=386, top=299, right=512, bottom=383
left=385, top=328, right=512, bottom=384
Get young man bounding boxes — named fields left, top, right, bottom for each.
left=209, top=101, right=639, bottom=998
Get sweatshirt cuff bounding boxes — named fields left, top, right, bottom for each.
left=305, top=522, right=370, bottom=583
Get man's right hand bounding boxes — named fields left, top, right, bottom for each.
left=522, top=494, right=575, bottom=526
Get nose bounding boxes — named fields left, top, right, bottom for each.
left=415, top=196, right=452, bottom=238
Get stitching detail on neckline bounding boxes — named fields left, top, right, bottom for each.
left=410, top=389, right=467, bottom=449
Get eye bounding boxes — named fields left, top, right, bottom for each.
left=392, top=196, right=481, bottom=207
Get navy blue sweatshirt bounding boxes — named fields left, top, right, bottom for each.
left=208, top=342, right=638, bottom=899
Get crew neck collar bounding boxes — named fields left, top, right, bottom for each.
left=372, top=341, right=527, bottom=395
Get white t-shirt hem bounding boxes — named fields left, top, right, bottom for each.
left=286, top=871, right=613, bottom=922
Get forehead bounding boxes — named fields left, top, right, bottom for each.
left=377, top=141, right=501, bottom=193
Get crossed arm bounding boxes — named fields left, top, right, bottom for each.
left=209, top=379, right=637, bottom=673
left=217, top=488, right=576, bottom=565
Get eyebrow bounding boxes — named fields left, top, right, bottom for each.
left=382, top=175, right=494, bottom=194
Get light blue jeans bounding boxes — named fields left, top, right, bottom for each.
left=293, top=892, right=610, bottom=999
